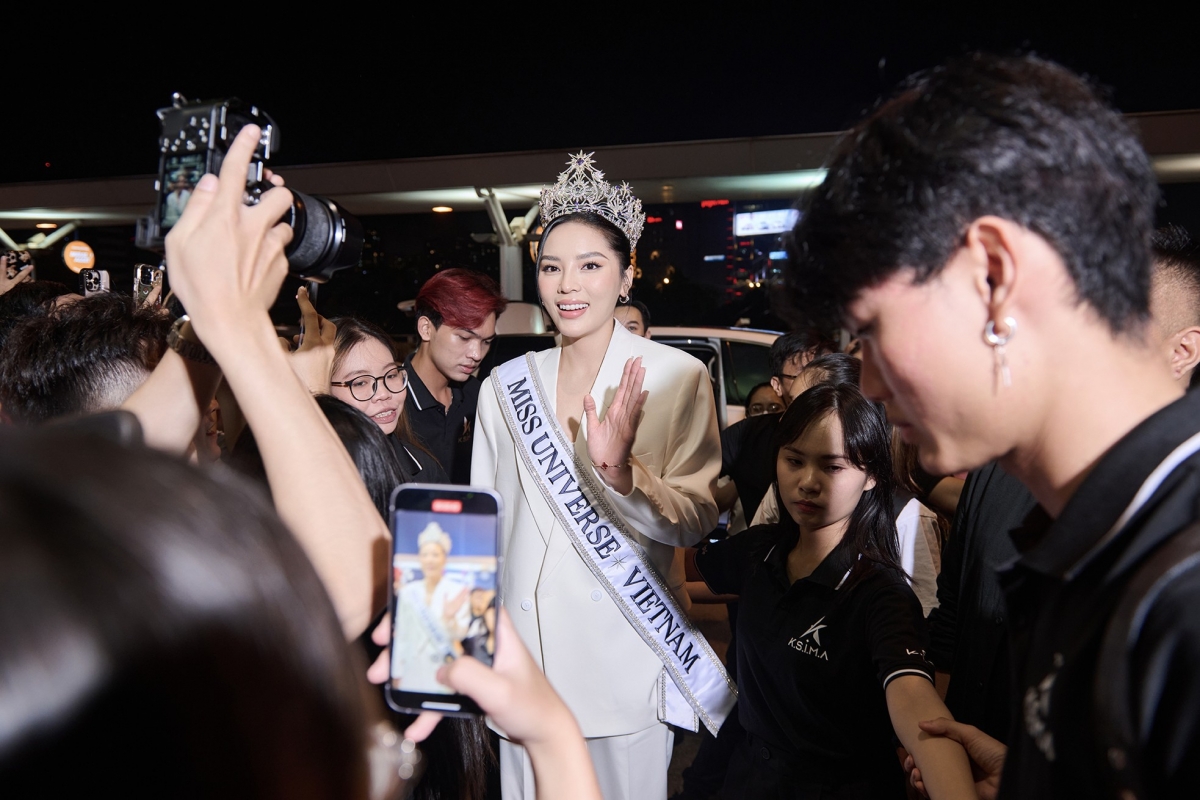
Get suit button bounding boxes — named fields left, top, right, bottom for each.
left=591, top=589, right=603, bottom=602
left=759, top=746, right=770, bottom=760
left=520, top=599, right=533, bottom=611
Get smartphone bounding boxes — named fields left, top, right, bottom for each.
left=386, top=484, right=502, bottom=717
left=79, top=268, right=110, bottom=296
left=134, top=264, right=165, bottom=306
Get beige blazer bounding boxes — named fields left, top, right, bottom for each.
left=472, top=321, right=721, bottom=737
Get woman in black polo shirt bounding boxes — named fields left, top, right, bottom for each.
left=692, top=383, right=972, bottom=799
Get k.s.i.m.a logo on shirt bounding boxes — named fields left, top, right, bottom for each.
left=787, top=616, right=829, bottom=661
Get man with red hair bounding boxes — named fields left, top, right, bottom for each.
left=405, top=268, right=507, bottom=483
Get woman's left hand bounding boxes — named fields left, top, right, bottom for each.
left=584, top=356, right=648, bottom=494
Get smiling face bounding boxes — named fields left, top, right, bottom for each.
left=777, top=411, right=875, bottom=538
left=538, top=220, right=632, bottom=342
left=329, top=338, right=406, bottom=434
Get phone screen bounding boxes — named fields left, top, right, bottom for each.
left=387, top=485, right=500, bottom=716
left=160, top=153, right=206, bottom=231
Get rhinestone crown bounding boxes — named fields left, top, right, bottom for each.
left=540, top=152, right=645, bottom=249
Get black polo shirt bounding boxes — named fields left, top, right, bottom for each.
left=695, top=523, right=933, bottom=794
left=998, top=389, right=1200, bottom=798
left=403, top=352, right=479, bottom=485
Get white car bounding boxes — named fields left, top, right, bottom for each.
left=649, top=326, right=781, bottom=428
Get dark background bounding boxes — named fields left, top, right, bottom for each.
left=5, top=5, right=1199, bottom=331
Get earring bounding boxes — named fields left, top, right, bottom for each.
left=984, top=317, right=1017, bottom=389
left=619, top=292, right=630, bottom=304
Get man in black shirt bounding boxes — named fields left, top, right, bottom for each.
left=927, top=227, right=1200, bottom=746
left=787, top=53, right=1200, bottom=797
left=404, top=269, right=506, bottom=484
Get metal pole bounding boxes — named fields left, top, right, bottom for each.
left=475, top=187, right=523, bottom=301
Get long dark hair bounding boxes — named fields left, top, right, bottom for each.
left=770, top=382, right=902, bottom=585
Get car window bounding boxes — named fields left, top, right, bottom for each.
left=723, top=341, right=774, bottom=405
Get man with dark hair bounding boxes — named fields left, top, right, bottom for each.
left=927, top=222, right=1200, bottom=756
left=718, top=330, right=836, bottom=522
left=766, top=329, right=836, bottom=406
left=406, top=268, right=507, bottom=483
left=615, top=298, right=652, bottom=337
left=0, top=293, right=170, bottom=424
left=789, top=52, right=1199, bottom=797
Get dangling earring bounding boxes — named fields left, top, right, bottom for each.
left=619, top=292, right=630, bottom=304
left=984, top=316, right=1017, bottom=389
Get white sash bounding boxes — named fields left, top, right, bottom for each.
left=493, top=354, right=736, bottom=734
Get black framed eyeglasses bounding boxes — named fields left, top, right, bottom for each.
left=331, top=367, right=409, bottom=401
left=776, top=372, right=801, bottom=386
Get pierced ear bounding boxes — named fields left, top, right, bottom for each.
left=965, top=217, right=1020, bottom=320
left=1172, top=327, right=1200, bottom=380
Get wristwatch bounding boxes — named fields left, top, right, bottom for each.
left=167, top=315, right=216, bottom=365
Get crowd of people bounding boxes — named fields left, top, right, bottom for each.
left=3, top=51, right=1200, bottom=799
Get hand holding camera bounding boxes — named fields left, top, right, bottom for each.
left=163, top=123, right=294, bottom=351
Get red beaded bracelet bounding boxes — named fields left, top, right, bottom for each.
left=592, top=459, right=631, bottom=471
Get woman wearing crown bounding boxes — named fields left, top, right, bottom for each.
left=472, top=154, right=729, bottom=799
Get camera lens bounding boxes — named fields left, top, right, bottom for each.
left=283, top=192, right=364, bottom=282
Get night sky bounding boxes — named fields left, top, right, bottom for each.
left=4, top=5, right=1199, bottom=185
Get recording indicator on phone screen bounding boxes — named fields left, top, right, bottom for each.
left=390, top=508, right=498, bottom=695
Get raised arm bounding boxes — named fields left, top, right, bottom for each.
left=591, top=357, right=720, bottom=546
left=162, top=124, right=388, bottom=638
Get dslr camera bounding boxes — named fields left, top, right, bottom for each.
left=136, top=94, right=363, bottom=282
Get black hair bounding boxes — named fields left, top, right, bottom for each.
left=539, top=212, right=633, bottom=269
left=329, top=316, right=437, bottom=469
left=617, top=298, right=652, bottom=329
left=1151, top=224, right=1200, bottom=327
left=787, top=53, right=1158, bottom=335
left=770, top=382, right=901, bottom=586
left=0, top=279, right=72, bottom=350
left=0, top=293, right=170, bottom=424
left=799, top=352, right=862, bottom=388
left=0, top=427, right=368, bottom=796
left=228, top=395, right=406, bottom=521
left=769, top=330, right=837, bottom=376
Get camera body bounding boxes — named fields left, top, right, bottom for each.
left=136, top=95, right=363, bottom=283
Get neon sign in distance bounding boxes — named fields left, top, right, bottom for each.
left=63, top=241, right=95, bottom=273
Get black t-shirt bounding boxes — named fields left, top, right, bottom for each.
left=998, top=389, right=1200, bottom=799
left=926, top=461, right=1038, bottom=740
left=720, top=414, right=780, bottom=521
left=695, top=524, right=933, bottom=794
left=403, top=352, right=480, bottom=485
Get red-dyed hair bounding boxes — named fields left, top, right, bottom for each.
left=414, top=268, right=507, bottom=330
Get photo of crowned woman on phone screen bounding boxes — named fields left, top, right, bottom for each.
left=390, top=517, right=498, bottom=694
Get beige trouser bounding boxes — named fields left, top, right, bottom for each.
left=500, top=723, right=674, bottom=800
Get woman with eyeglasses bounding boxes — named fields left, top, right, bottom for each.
left=329, top=317, right=448, bottom=484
